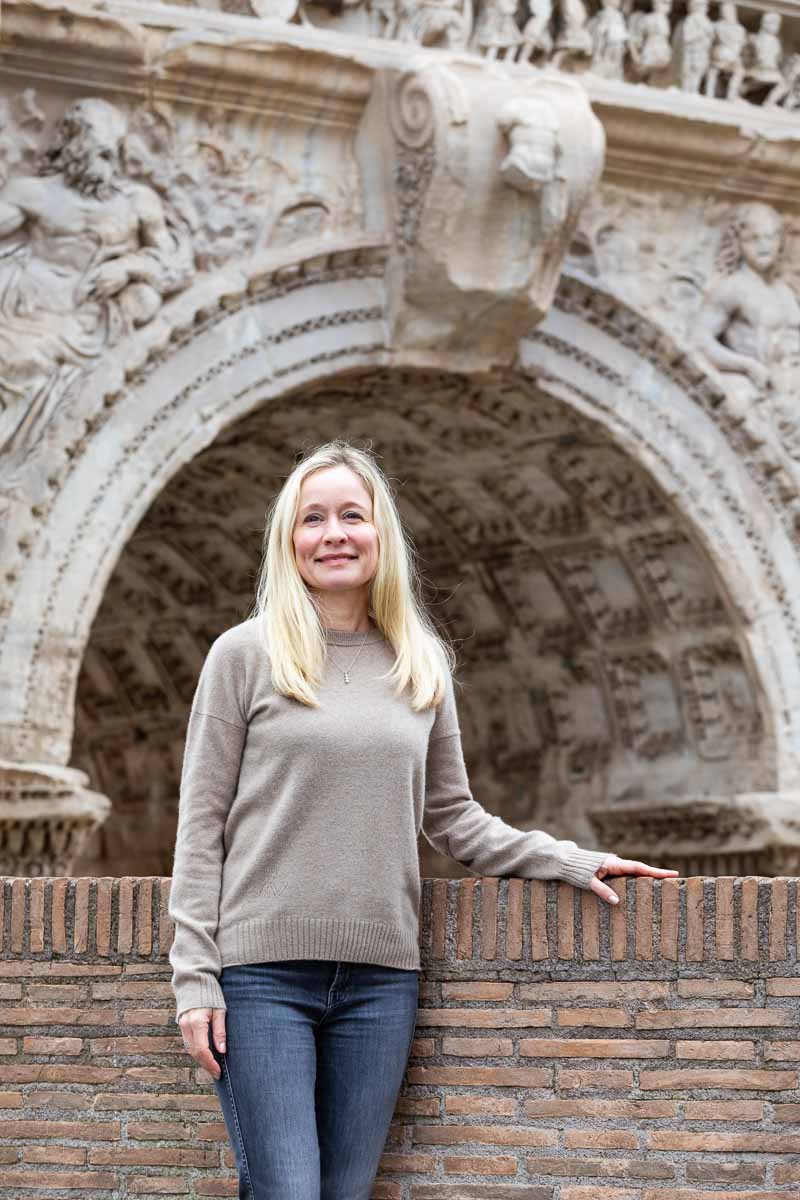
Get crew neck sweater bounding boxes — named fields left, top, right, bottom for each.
left=167, top=618, right=610, bottom=1022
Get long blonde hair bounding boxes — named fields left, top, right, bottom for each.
left=248, top=439, right=455, bottom=710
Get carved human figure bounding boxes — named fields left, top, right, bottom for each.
left=704, top=1, right=745, bottom=100
left=586, top=0, right=629, bottom=79
left=517, top=0, right=554, bottom=63
left=742, top=13, right=785, bottom=102
left=472, top=0, right=522, bottom=59
left=496, top=95, right=569, bottom=245
left=673, top=0, right=713, bottom=93
left=396, top=0, right=470, bottom=46
left=553, top=0, right=593, bottom=66
left=694, top=203, right=800, bottom=416
left=0, top=98, right=192, bottom=459
left=771, top=52, right=800, bottom=111
left=369, top=0, right=399, bottom=37
left=628, top=0, right=672, bottom=82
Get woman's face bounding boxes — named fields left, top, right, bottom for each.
left=293, top=465, right=380, bottom=601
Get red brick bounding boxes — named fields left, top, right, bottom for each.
left=675, top=1039, right=755, bottom=1059
left=506, top=879, right=523, bottom=961
left=440, top=982, right=513, bottom=1001
left=740, top=877, right=759, bottom=960
left=445, top=1096, right=515, bottom=1116
left=767, top=978, right=800, bottom=995
left=524, top=1099, right=675, bottom=1119
left=556, top=1008, right=631, bottom=1027
left=89, top=1147, right=217, bottom=1166
left=518, top=982, right=667, bottom=1001
left=715, top=878, right=734, bottom=959
left=558, top=1068, right=634, bottom=1090
left=646, top=1131, right=800, bottom=1151
left=637, top=1007, right=790, bottom=1028
left=640, top=1068, right=796, bottom=1090
left=417, top=1008, right=549, bottom=1028
left=127, top=1177, right=191, bottom=1194
left=685, top=1161, right=764, bottom=1184
left=414, top=1127, right=555, bottom=1147
left=443, top=1155, right=516, bottom=1175
left=635, top=877, right=653, bottom=960
left=682, top=1100, right=763, bottom=1120
left=23, top=1146, right=87, bottom=1164
left=563, top=1129, right=638, bottom=1149
left=408, top=1067, right=551, bottom=1087
left=557, top=882, right=574, bottom=959
left=0, top=1170, right=117, bottom=1189
left=765, top=1041, right=800, bottom=1060
left=480, top=878, right=498, bottom=961
left=660, top=879, right=679, bottom=959
left=520, top=1038, right=668, bottom=1058
left=22, top=1036, right=83, bottom=1055
left=0, top=1119, right=120, bottom=1138
left=677, top=979, right=752, bottom=997
left=442, top=1037, right=513, bottom=1056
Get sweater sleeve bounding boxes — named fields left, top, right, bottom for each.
left=168, top=631, right=249, bottom=1024
left=422, top=674, right=610, bottom=888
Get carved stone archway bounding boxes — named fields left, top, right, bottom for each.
left=2, top=260, right=800, bottom=876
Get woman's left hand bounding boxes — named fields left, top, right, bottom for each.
left=589, top=853, right=680, bottom=905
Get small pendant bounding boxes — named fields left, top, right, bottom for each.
left=344, top=671, right=350, bottom=684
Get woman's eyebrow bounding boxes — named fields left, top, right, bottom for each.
left=298, top=500, right=369, bottom=513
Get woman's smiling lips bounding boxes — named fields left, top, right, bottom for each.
left=316, top=554, right=357, bottom=563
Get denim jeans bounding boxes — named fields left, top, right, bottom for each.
left=207, top=958, right=420, bottom=1200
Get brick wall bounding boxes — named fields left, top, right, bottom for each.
left=0, top=875, right=798, bottom=1198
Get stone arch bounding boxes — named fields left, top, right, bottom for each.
left=4, top=265, right=798, bottom=875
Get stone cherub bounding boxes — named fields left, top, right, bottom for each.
left=0, top=97, right=193, bottom=459
left=694, top=202, right=800, bottom=425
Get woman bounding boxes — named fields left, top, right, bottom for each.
left=168, top=438, right=678, bottom=1200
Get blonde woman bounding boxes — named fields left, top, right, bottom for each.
left=168, top=438, right=678, bottom=1200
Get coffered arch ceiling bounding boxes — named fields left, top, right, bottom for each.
left=71, top=369, right=765, bottom=878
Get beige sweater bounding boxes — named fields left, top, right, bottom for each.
left=168, top=618, right=610, bottom=1022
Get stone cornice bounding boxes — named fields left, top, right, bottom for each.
left=5, top=0, right=800, bottom=205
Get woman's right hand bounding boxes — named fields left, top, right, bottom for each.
left=178, top=1007, right=227, bottom=1079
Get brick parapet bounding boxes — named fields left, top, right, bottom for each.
left=0, top=875, right=797, bottom=1198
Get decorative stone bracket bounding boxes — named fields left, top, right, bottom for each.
left=383, top=64, right=604, bottom=366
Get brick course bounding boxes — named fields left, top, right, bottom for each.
left=0, top=875, right=797, bottom=1197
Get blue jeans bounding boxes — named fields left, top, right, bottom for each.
left=208, top=959, right=420, bottom=1200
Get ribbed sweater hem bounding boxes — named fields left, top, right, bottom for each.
left=217, top=915, right=423, bottom=974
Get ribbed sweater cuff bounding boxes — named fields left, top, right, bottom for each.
left=173, top=974, right=226, bottom=1025
left=551, top=847, right=611, bottom=888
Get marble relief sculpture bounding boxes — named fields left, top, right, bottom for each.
left=628, top=0, right=672, bottom=81
left=694, top=202, right=800, bottom=422
left=673, top=0, right=714, bottom=93
left=0, top=98, right=193, bottom=461
left=586, top=0, right=629, bottom=78
left=704, top=2, right=745, bottom=99
left=308, top=0, right=800, bottom=118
